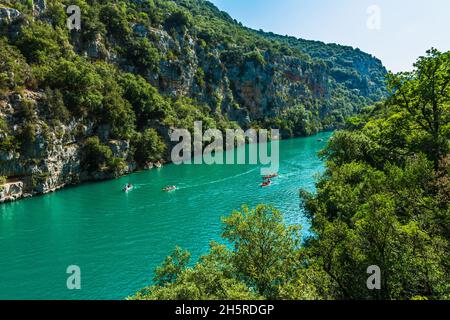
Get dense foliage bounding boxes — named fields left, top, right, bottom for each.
left=300, top=49, right=449, bottom=300
left=134, top=50, right=449, bottom=300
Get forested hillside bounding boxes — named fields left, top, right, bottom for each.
left=0, top=0, right=386, bottom=202
left=132, top=49, right=449, bottom=301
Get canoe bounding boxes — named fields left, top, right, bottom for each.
left=262, top=173, right=278, bottom=180
left=123, top=185, right=133, bottom=192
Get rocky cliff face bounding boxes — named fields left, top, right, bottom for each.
left=0, top=90, right=133, bottom=202
left=92, top=23, right=383, bottom=128
left=139, top=27, right=329, bottom=124
left=0, top=0, right=388, bottom=203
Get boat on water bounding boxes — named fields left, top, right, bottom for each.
left=262, top=173, right=278, bottom=180
left=163, top=186, right=177, bottom=192
left=123, top=184, right=134, bottom=192
left=261, top=180, right=272, bottom=188
left=155, top=162, right=163, bottom=168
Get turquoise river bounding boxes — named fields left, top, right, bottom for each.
left=0, top=132, right=332, bottom=299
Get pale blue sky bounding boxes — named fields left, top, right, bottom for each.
left=210, top=0, right=450, bottom=72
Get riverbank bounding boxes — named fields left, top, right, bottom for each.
left=0, top=131, right=333, bottom=205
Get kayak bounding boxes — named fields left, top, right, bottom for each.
left=123, top=185, right=133, bottom=192
left=261, top=181, right=272, bottom=187
left=163, top=186, right=177, bottom=192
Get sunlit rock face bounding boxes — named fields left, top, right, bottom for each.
left=0, top=7, right=21, bottom=23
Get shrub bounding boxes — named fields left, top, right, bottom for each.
left=31, top=172, right=50, bottom=190
left=100, top=4, right=131, bottom=40
left=0, top=175, right=6, bottom=192
left=0, top=39, right=31, bottom=89
left=0, top=118, right=8, bottom=132
left=15, top=21, right=63, bottom=64
left=81, top=136, right=113, bottom=172
left=0, top=119, right=16, bottom=151
left=98, top=78, right=136, bottom=140
left=133, top=129, right=166, bottom=166
left=17, top=123, right=37, bottom=147
left=126, top=38, right=160, bottom=73
left=15, top=99, right=36, bottom=122
left=164, top=10, right=192, bottom=31
left=195, top=67, right=205, bottom=88
left=118, top=73, right=169, bottom=129
left=245, top=50, right=266, bottom=66
left=108, top=157, right=127, bottom=178
left=43, top=87, right=70, bottom=123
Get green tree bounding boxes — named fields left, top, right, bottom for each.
left=98, top=78, right=136, bottom=140
left=15, top=21, right=65, bottom=64
left=126, top=38, right=160, bottom=74
left=131, top=205, right=306, bottom=300
left=132, top=244, right=259, bottom=300
left=164, top=10, right=192, bottom=31
left=153, top=246, right=191, bottom=286
left=81, top=136, right=112, bottom=172
left=108, top=157, right=127, bottom=178
left=222, top=205, right=302, bottom=298
left=387, top=49, right=450, bottom=170
left=0, top=39, right=31, bottom=89
left=118, top=73, right=169, bottom=129
left=0, top=118, right=16, bottom=151
left=43, top=87, right=70, bottom=123
left=133, top=128, right=166, bottom=166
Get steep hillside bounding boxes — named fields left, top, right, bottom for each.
left=0, top=0, right=388, bottom=202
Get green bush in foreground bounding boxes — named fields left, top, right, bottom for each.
left=130, top=205, right=321, bottom=300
